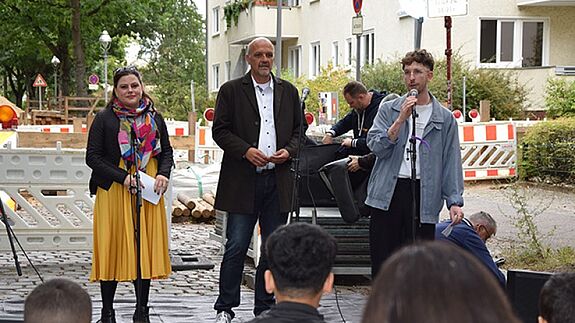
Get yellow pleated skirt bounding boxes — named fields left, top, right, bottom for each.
left=90, top=158, right=171, bottom=282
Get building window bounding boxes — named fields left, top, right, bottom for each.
left=345, top=38, right=353, bottom=66
left=332, top=41, right=339, bottom=66
left=288, top=46, right=302, bottom=78
left=212, top=7, right=220, bottom=35
left=224, top=61, right=231, bottom=82
left=310, top=42, right=321, bottom=77
left=479, top=18, right=546, bottom=68
left=362, top=30, right=375, bottom=66
left=212, top=64, right=220, bottom=90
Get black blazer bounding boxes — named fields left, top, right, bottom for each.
left=212, top=72, right=302, bottom=213
left=86, top=105, right=174, bottom=195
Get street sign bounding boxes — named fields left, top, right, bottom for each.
left=352, top=16, right=364, bottom=35
left=88, top=74, right=100, bottom=85
left=33, top=74, right=47, bottom=88
left=428, top=0, right=468, bottom=18
left=399, top=0, right=426, bottom=19
left=353, top=0, right=362, bottom=14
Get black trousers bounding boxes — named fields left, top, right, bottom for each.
left=369, top=178, right=435, bottom=277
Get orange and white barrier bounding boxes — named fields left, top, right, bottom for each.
left=459, top=121, right=516, bottom=181
left=16, top=125, right=87, bottom=133
left=195, top=120, right=222, bottom=164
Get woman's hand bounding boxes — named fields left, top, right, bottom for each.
left=154, top=174, right=169, bottom=195
left=123, top=174, right=145, bottom=195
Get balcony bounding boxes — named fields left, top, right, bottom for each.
left=224, top=0, right=301, bottom=45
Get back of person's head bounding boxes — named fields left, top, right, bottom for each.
left=343, top=81, right=368, bottom=98
left=539, top=273, right=575, bottom=323
left=24, top=278, right=92, bottom=323
left=401, top=49, right=435, bottom=71
left=362, top=241, right=520, bottom=323
left=266, top=222, right=337, bottom=298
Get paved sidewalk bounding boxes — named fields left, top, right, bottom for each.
left=0, top=223, right=367, bottom=322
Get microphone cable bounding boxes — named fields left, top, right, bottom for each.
left=333, top=284, right=347, bottom=323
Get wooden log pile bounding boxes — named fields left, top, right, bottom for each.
left=172, top=192, right=216, bottom=223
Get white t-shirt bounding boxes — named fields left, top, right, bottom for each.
left=398, top=103, right=433, bottom=179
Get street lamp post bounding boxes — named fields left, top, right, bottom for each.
left=51, top=56, right=60, bottom=105
left=99, top=30, right=112, bottom=103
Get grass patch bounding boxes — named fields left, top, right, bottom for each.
left=500, top=182, right=575, bottom=272
left=504, top=245, right=575, bottom=272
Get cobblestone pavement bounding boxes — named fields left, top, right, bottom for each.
left=2, top=182, right=574, bottom=322
left=0, top=223, right=366, bottom=323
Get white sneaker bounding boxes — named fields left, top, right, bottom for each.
left=215, top=311, right=232, bottom=323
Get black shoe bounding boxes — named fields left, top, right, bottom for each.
left=133, top=306, right=150, bottom=323
left=97, top=308, right=116, bottom=323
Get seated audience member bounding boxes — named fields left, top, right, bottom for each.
left=435, top=211, right=506, bottom=287
left=362, top=241, right=520, bottom=323
left=247, top=222, right=338, bottom=323
left=539, top=273, right=575, bottom=323
left=24, top=278, right=92, bottom=323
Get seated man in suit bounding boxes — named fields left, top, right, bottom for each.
left=435, top=211, right=505, bottom=287
left=247, top=222, right=337, bottom=323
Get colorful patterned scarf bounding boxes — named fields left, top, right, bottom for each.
left=112, top=97, right=161, bottom=171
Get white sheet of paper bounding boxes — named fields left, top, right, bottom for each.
left=138, top=171, right=161, bottom=205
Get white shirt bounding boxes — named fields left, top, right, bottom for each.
left=398, top=103, right=433, bottom=179
left=252, top=76, right=276, bottom=171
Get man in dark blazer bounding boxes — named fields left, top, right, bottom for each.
left=435, top=211, right=506, bottom=287
left=212, top=37, right=302, bottom=323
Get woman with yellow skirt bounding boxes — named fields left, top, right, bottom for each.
left=86, top=66, right=173, bottom=323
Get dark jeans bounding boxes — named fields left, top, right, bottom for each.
left=369, top=178, right=435, bottom=278
left=214, top=172, right=288, bottom=318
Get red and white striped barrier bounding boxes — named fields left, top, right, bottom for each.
left=459, top=121, right=516, bottom=181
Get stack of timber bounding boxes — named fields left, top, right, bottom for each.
left=172, top=192, right=216, bottom=223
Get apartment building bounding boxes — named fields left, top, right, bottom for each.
left=207, top=0, right=575, bottom=111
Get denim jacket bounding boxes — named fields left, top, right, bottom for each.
left=365, top=93, right=464, bottom=223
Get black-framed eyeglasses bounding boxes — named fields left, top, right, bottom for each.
left=114, top=66, right=140, bottom=77
left=478, top=224, right=496, bottom=241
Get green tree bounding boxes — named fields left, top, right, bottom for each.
left=0, top=0, right=168, bottom=104
left=282, top=63, right=353, bottom=120
left=361, top=54, right=528, bottom=120
left=139, top=0, right=207, bottom=121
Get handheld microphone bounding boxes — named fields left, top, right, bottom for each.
left=301, top=87, right=310, bottom=102
left=409, top=89, right=419, bottom=119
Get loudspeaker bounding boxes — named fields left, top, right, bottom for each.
left=507, top=269, right=552, bottom=323
left=297, top=144, right=340, bottom=207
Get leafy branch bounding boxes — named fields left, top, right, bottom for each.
left=223, top=0, right=252, bottom=29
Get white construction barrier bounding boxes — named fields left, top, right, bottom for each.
left=0, top=145, right=173, bottom=251
left=194, top=121, right=223, bottom=164
left=459, top=121, right=517, bottom=180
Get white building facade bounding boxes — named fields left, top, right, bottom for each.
left=207, top=0, right=575, bottom=111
